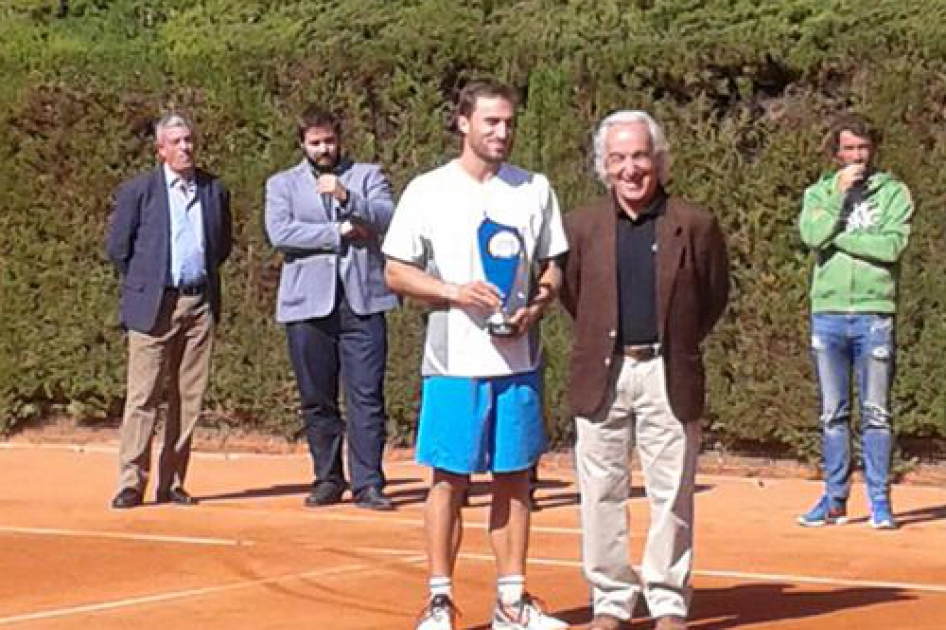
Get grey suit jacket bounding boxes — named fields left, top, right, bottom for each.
left=105, top=166, right=232, bottom=333
left=264, top=159, right=398, bottom=323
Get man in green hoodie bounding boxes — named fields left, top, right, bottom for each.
left=798, top=115, right=913, bottom=530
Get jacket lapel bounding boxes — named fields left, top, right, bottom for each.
left=197, top=171, right=214, bottom=254
left=154, top=166, right=172, bottom=282
left=596, top=197, right=619, bottom=330
left=656, top=197, right=684, bottom=340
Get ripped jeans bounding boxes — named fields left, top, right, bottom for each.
left=810, top=313, right=895, bottom=507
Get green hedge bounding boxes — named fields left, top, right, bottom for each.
left=1, top=0, right=944, bottom=462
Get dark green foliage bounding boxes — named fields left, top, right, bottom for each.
left=1, top=0, right=943, bottom=461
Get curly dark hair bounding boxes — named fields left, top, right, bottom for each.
left=296, top=105, right=341, bottom=142
left=824, top=114, right=881, bottom=157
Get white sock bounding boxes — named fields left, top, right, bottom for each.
left=497, top=574, right=525, bottom=606
left=429, top=576, right=452, bottom=599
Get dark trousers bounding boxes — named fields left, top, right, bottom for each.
left=286, top=295, right=388, bottom=494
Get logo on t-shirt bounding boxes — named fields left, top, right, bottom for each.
left=487, top=230, right=523, bottom=258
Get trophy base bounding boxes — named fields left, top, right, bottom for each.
left=488, top=321, right=517, bottom=338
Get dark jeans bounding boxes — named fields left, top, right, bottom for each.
left=286, top=296, right=388, bottom=494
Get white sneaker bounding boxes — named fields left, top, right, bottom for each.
left=417, top=594, right=458, bottom=630
left=492, top=593, right=568, bottom=629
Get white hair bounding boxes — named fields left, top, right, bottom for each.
left=155, top=113, right=192, bottom=142
left=593, top=110, right=670, bottom=186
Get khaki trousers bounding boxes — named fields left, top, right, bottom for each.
left=576, top=354, right=701, bottom=621
left=117, top=291, right=214, bottom=496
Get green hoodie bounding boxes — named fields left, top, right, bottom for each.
left=799, top=170, right=913, bottom=313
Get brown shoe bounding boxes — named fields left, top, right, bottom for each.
left=589, top=613, right=624, bottom=630
left=654, top=615, right=687, bottom=630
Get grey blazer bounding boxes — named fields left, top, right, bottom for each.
left=264, top=159, right=398, bottom=323
left=105, top=166, right=232, bottom=333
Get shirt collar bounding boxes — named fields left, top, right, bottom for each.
left=613, top=186, right=667, bottom=222
left=163, top=163, right=195, bottom=190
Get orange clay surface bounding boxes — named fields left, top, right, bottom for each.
left=0, top=442, right=944, bottom=629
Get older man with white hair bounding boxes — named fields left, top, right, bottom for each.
left=560, top=111, right=729, bottom=630
left=106, top=113, right=232, bottom=509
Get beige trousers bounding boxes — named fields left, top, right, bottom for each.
left=117, top=291, right=214, bottom=496
left=576, top=354, right=701, bottom=621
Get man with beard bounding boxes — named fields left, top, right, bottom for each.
left=561, top=111, right=729, bottom=630
left=797, top=115, right=913, bottom=530
left=106, top=113, right=232, bottom=509
left=384, top=79, right=568, bottom=630
left=265, top=106, right=398, bottom=510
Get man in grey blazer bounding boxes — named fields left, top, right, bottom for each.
left=265, top=106, right=398, bottom=510
left=106, top=113, right=232, bottom=509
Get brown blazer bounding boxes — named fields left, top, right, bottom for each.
left=561, top=194, right=730, bottom=422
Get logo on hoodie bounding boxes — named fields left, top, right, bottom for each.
left=845, top=200, right=879, bottom=231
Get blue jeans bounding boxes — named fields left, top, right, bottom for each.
left=810, top=313, right=895, bottom=507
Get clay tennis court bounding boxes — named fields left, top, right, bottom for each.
left=1, top=441, right=944, bottom=629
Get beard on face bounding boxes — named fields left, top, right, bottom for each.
left=469, top=136, right=509, bottom=165
left=306, top=150, right=338, bottom=173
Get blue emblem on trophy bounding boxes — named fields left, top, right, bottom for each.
left=477, top=216, right=525, bottom=337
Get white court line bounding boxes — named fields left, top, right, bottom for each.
left=362, top=547, right=946, bottom=595
left=0, top=443, right=120, bottom=455
left=0, top=526, right=252, bottom=547
left=0, top=554, right=426, bottom=626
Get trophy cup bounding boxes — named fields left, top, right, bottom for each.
left=477, top=216, right=525, bottom=337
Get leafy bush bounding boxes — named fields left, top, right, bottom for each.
left=1, top=0, right=943, bottom=462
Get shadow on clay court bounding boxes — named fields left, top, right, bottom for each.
left=193, top=477, right=714, bottom=511
left=885, top=503, right=946, bottom=528
left=386, top=484, right=432, bottom=507
left=197, top=483, right=313, bottom=502
left=444, top=481, right=713, bottom=512
left=827, top=502, right=946, bottom=529
left=465, top=583, right=914, bottom=629
left=196, top=476, right=422, bottom=503
left=687, top=583, right=916, bottom=629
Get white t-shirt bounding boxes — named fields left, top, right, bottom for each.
left=383, top=160, right=568, bottom=378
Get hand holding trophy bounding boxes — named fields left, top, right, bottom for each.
left=477, top=215, right=525, bottom=337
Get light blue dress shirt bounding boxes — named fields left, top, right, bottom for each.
left=164, top=164, right=206, bottom=287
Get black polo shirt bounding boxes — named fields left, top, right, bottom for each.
left=616, top=189, right=665, bottom=347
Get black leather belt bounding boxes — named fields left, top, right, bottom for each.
left=623, top=343, right=661, bottom=361
left=168, top=283, right=206, bottom=296
left=284, top=247, right=335, bottom=263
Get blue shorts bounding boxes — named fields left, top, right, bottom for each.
left=416, top=371, right=547, bottom=474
